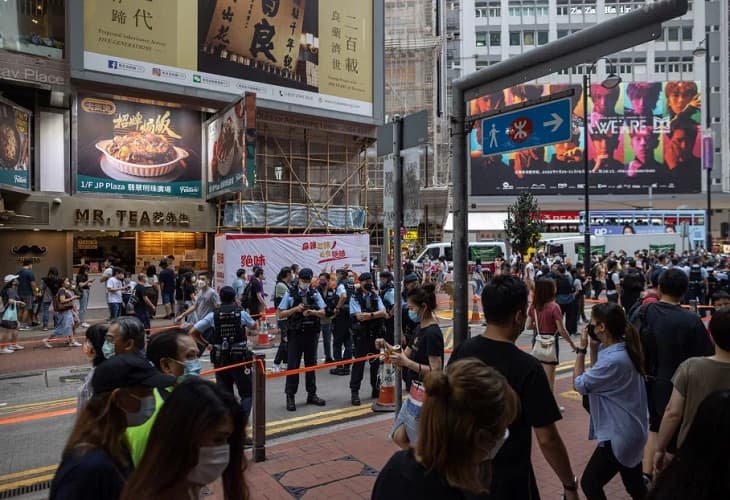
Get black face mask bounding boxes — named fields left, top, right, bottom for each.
left=363, top=283, right=373, bottom=291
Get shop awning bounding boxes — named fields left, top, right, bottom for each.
left=444, top=212, right=508, bottom=232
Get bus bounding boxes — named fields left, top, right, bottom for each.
left=540, top=211, right=580, bottom=239
left=579, top=210, right=706, bottom=248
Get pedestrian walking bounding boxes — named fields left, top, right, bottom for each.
left=144, top=265, right=159, bottom=317
left=75, top=264, right=93, bottom=328
left=40, top=268, right=60, bottom=331
left=0, top=274, right=24, bottom=353
left=130, top=274, right=156, bottom=331
left=43, top=277, right=81, bottom=348
left=15, top=258, right=36, bottom=329
left=106, top=267, right=127, bottom=321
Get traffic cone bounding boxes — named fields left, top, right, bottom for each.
left=372, top=351, right=397, bottom=412
left=255, top=319, right=273, bottom=348
left=470, top=295, right=481, bottom=322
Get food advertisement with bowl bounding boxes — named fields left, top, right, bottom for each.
left=205, top=92, right=257, bottom=199
left=0, top=96, right=31, bottom=191
left=76, top=94, right=202, bottom=198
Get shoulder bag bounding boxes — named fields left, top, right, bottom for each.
left=530, top=306, right=557, bottom=364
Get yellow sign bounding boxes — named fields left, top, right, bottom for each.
left=404, top=230, right=418, bottom=241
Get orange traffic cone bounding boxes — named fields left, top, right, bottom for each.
left=470, top=295, right=481, bottom=322
left=372, top=350, right=397, bottom=412
left=255, top=318, right=273, bottom=348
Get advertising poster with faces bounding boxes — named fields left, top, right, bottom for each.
left=469, top=81, right=702, bottom=196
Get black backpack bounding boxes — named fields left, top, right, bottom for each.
left=688, top=265, right=704, bottom=296
left=239, top=281, right=253, bottom=310
left=622, top=268, right=645, bottom=292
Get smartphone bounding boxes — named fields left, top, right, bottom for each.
left=587, top=324, right=598, bottom=342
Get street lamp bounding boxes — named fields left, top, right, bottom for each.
left=693, top=36, right=712, bottom=251
left=582, top=59, right=621, bottom=281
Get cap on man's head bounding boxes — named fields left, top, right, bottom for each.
left=379, top=271, right=393, bottom=280
left=336, top=268, right=348, bottom=276
left=219, top=286, right=236, bottom=303
left=91, top=353, right=175, bottom=394
left=359, top=272, right=373, bottom=282
left=404, top=273, right=419, bottom=284
left=298, top=268, right=314, bottom=280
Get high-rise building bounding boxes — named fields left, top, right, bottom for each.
left=447, top=0, right=729, bottom=237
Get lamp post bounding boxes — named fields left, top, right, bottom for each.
left=582, top=60, right=621, bottom=280
left=693, top=36, right=712, bottom=251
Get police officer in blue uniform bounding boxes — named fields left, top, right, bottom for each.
left=349, top=272, right=387, bottom=405
left=188, top=286, right=256, bottom=420
left=330, top=269, right=355, bottom=375
left=379, top=271, right=396, bottom=346
left=278, top=268, right=327, bottom=411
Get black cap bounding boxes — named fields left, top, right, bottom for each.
left=404, top=273, right=419, bottom=284
left=298, top=268, right=314, bottom=280
left=379, top=271, right=393, bottom=280
left=219, top=285, right=236, bottom=302
left=92, top=353, right=175, bottom=394
left=359, top=272, right=373, bottom=281
left=336, top=268, right=348, bottom=276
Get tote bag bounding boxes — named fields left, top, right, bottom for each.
left=530, top=307, right=557, bottom=364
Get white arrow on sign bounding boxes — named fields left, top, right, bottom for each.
left=543, top=113, right=564, bottom=133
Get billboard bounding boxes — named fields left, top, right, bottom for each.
left=214, top=233, right=370, bottom=301
left=82, top=0, right=374, bottom=118
left=0, top=96, right=31, bottom=191
left=205, top=93, right=257, bottom=198
left=469, top=81, right=702, bottom=196
left=75, top=94, right=202, bottom=198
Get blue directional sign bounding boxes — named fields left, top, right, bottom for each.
left=481, top=97, right=573, bottom=156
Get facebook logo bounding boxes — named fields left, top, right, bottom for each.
left=108, top=60, right=119, bottom=69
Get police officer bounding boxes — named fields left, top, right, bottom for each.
left=330, top=269, right=355, bottom=375
left=349, top=272, right=387, bottom=406
left=318, top=272, right=338, bottom=364
left=188, top=286, right=256, bottom=420
left=278, top=268, right=327, bottom=411
left=379, top=271, right=396, bottom=346
left=401, top=273, right=420, bottom=347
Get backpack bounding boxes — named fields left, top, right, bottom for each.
left=622, top=268, right=645, bottom=292
left=239, top=281, right=254, bottom=310
left=53, top=290, right=73, bottom=312
left=688, top=265, right=704, bottom=297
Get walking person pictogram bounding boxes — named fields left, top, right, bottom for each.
left=489, top=124, right=499, bottom=149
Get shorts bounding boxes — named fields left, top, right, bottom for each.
left=161, top=290, right=175, bottom=305
left=391, top=397, right=421, bottom=446
left=0, top=320, right=18, bottom=330
left=20, top=296, right=33, bottom=310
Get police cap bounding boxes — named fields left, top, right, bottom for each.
left=298, top=268, right=314, bottom=280
left=359, top=272, right=373, bottom=282
left=404, top=273, right=419, bottom=284
left=220, top=286, right=236, bottom=303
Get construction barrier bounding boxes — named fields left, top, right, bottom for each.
left=372, top=350, right=397, bottom=412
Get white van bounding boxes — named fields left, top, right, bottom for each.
left=413, top=241, right=509, bottom=272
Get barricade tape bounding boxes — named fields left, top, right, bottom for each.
left=200, top=358, right=262, bottom=377
left=265, top=353, right=382, bottom=379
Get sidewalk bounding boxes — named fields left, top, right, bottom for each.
left=206, top=377, right=632, bottom=500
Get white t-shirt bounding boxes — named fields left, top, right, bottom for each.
left=525, top=262, right=535, bottom=281
left=106, top=277, right=123, bottom=303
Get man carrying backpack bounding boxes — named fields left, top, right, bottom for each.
left=685, top=256, right=708, bottom=305
left=621, top=258, right=645, bottom=314
left=130, top=274, right=156, bottom=330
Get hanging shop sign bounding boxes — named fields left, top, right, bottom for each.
left=74, top=208, right=191, bottom=228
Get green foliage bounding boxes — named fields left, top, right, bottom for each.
left=504, top=192, right=543, bottom=262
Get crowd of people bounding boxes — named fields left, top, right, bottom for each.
left=4, top=246, right=730, bottom=499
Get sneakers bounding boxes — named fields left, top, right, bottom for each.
left=8, top=344, right=24, bottom=350
left=18, top=324, right=31, bottom=331
left=68, top=341, right=82, bottom=347
left=43, top=339, right=53, bottom=349
left=0, top=347, right=14, bottom=354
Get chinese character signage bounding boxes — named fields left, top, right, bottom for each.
left=81, top=0, right=374, bottom=118
left=75, top=94, right=202, bottom=198
left=205, top=93, right=257, bottom=198
left=469, top=81, right=702, bottom=196
left=0, top=96, right=31, bottom=191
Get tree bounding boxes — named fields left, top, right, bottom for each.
left=504, top=192, right=543, bottom=267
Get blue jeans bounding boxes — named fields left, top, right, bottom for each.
left=42, top=301, right=52, bottom=328
left=79, top=289, right=89, bottom=322
left=108, top=302, right=123, bottom=320
left=320, top=322, right=333, bottom=360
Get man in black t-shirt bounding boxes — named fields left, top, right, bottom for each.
left=158, top=259, right=176, bottom=320
left=449, top=275, right=578, bottom=500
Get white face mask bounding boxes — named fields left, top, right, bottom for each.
left=484, top=429, right=509, bottom=461
left=124, top=394, right=156, bottom=427
left=187, top=444, right=230, bottom=485
left=298, top=281, right=310, bottom=291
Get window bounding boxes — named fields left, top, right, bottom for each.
left=0, top=0, right=65, bottom=59
left=537, top=31, right=548, bottom=45
left=681, top=26, right=692, bottom=41
left=489, top=32, right=501, bottom=45
left=558, top=29, right=569, bottom=39
left=523, top=31, right=535, bottom=45
left=476, top=32, right=487, bottom=47
left=509, top=31, right=521, bottom=46
left=667, top=27, right=679, bottom=41
left=509, top=6, right=521, bottom=16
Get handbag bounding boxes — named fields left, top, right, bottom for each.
left=2, top=303, right=17, bottom=323
left=530, top=307, right=557, bottom=364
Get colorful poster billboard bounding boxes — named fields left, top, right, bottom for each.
left=0, top=96, right=31, bottom=191
left=82, top=0, right=374, bottom=118
left=205, top=93, right=257, bottom=198
left=469, top=81, right=702, bottom=196
left=75, top=94, right=202, bottom=198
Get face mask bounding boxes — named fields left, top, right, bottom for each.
left=407, top=309, right=420, bottom=323
left=102, top=340, right=116, bottom=359
left=172, top=357, right=202, bottom=379
left=299, top=281, right=310, bottom=291
left=319, top=279, right=328, bottom=287
left=484, top=429, right=510, bottom=461
left=124, top=394, right=156, bottom=427
left=363, top=283, right=373, bottom=291
left=347, top=277, right=355, bottom=285
left=187, top=444, right=230, bottom=485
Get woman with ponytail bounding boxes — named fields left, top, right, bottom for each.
left=372, top=358, right=519, bottom=499
left=573, top=302, right=649, bottom=500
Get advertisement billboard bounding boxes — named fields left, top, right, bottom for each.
left=205, top=93, right=257, bottom=198
left=75, top=94, right=202, bottom=198
left=82, top=0, right=374, bottom=118
left=214, top=233, right=370, bottom=300
left=469, top=81, right=702, bottom=196
left=0, top=96, right=31, bottom=191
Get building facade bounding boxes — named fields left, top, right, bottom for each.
left=447, top=0, right=730, bottom=240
